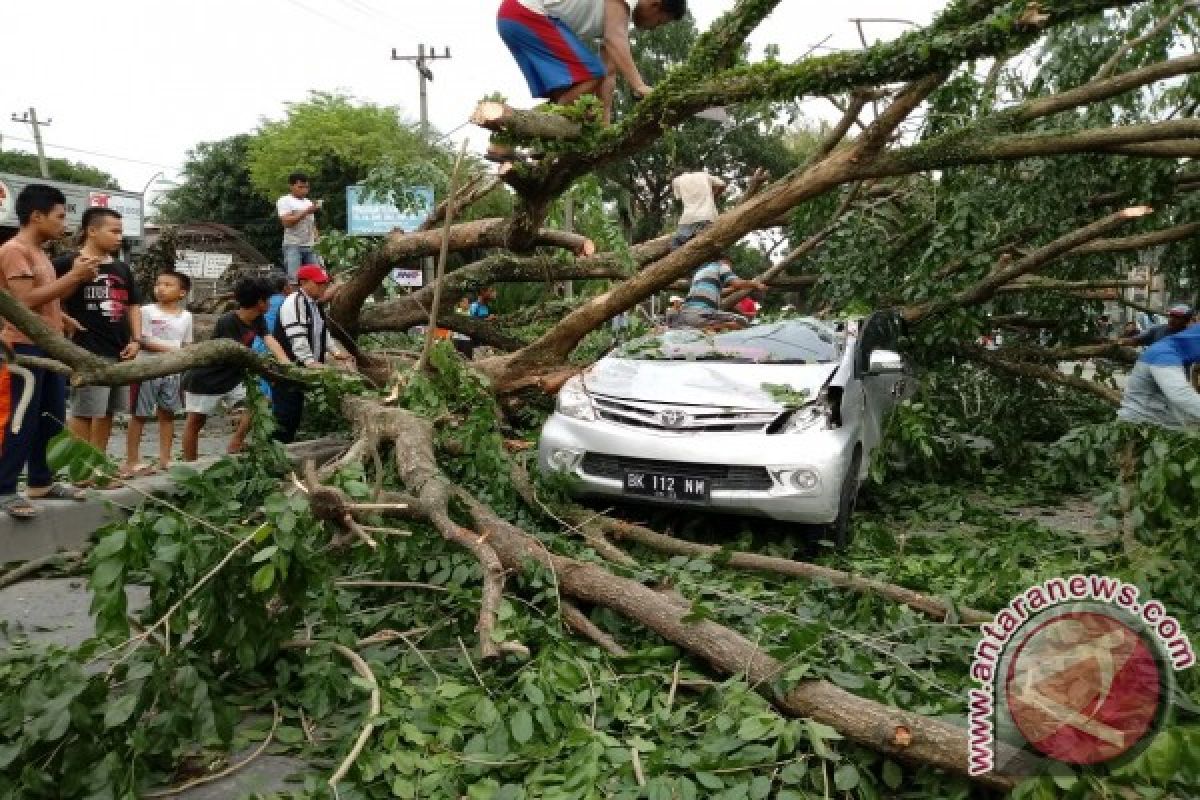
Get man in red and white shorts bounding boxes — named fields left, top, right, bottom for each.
left=496, top=0, right=687, bottom=128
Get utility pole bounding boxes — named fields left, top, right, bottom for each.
left=11, top=107, right=52, bottom=178
left=390, top=45, right=452, bottom=135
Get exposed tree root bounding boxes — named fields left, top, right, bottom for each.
left=329, top=397, right=1022, bottom=790
left=343, top=398, right=512, bottom=661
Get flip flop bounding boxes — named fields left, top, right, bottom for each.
left=0, top=494, right=38, bottom=519
left=29, top=483, right=88, bottom=502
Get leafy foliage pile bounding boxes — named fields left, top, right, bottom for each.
left=1, top=347, right=1198, bottom=799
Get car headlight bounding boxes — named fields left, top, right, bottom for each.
left=556, top=376, right=596, bottom=422
left=781, top=404, right=828, bottom=434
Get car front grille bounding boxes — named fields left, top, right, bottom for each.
left=580, top=454, right=774, bottom=491
left=592, top=395, right=779, bottom=433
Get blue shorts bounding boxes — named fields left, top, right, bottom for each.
left=497, top=0, right=606, bottom=98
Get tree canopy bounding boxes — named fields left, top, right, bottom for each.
left=0, top=150, right=119, bottom=189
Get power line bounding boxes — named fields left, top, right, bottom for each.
left=0, top=134, right=177, bottom=169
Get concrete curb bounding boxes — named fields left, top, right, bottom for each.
left=0, top=437, right=348, bottom=564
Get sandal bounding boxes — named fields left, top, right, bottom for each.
left=29, top=483, right=88, bottom=502
left=0, top=494, right=38, bottom=519
left=118, top=463, right=158, bottom=479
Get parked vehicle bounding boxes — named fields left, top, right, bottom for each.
left=538, top=317, right=911, bottom=548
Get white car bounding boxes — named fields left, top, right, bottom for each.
left=538, top=317, right=910, bottom=548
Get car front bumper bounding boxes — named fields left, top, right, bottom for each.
left=537, top=412, right=857, bottom=524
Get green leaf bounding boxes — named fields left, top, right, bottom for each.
left=91, top=530, right=127, bottom=560
left=647, top=777, right=673, bottom=800
left=251, top=564, right=275, bottom=593
left=736, top=716, right=773, bottom=741
left=0, top=742, right=21, bottom=769
left=91, top=559, right=124, bottom=589
left=510, top=709, right=534, bottom=745
left=103, top=694, right=139, bottom=728
left=695, top=772, right=724, bottom=790
left=251, top=545, right=278, bottom=564
left=882, top=759, right=903, bottom=789
left=748, top=775, right=771, bottom=799
left=780, top=762, right=807, bottom=785
left=833, top=764, right=860, bottom=791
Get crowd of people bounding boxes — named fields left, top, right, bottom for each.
left=0, top=182, right=353, bottom=519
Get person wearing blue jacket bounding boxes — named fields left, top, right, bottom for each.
left=1118, top=324, right=1200, bottom=429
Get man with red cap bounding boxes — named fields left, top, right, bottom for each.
left=271, top=264, right=354, bottom=442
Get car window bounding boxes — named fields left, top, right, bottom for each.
left=618, top=321, right=839, bottom=364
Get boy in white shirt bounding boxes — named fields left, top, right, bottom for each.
left=122, top=271, right=193, bottom=476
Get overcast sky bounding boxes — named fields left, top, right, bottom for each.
left=2, top=0, right=943, bottom=194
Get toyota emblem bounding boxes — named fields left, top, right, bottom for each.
left=659, top=409, right=688, bottom=428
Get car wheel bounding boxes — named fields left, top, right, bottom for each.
left=825, top=447, right=862, bottom=552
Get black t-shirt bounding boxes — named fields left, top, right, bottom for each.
left=182, top=311, right=267, bottom=396
left=53, top=253, right=141, bottom=360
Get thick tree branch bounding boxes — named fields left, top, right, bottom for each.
left=959, top=344, right=1123, bottom=405
left=1008, top=52, right=1200, bottom=125
left=1094, top=1, right=1199, bottom=80
left=507, top=0, right=1142, bottom=217
left=902, top=206, right=1152, bottom=324
left=864, top=119, right=1200, bottom=179
left=0, top=289, right=299, bottom=387
left=1073, top=220, right=1200, bottom=253
left=471, top=101, right=584, bottom=140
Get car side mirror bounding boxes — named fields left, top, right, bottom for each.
left=867, top=349, right=905, bottom=375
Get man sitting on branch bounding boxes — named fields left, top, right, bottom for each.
left=672, top=257, right=767, bottom=331
left=495, top=0, right=687, bottom=146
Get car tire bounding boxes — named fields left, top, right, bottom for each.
left=825, top=447, right=862, bottom=552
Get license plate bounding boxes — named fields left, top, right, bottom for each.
left=623, top=471, right=710, bottom=503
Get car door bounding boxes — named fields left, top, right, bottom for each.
left=855, top=312, right=908, bottom=457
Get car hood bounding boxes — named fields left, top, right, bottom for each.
left=583, top=358, right=838, bottom=409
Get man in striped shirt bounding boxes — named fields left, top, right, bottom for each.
left=675, top=258, right=767, bottom=330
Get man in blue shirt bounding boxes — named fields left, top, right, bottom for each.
left=470, top=287, right=497, bottom=319
left=673, top=258, right=766, bottom=330
left=1119, top=304, right=1192, bottom=347
left=1118, top=323, right=1200, bottom=429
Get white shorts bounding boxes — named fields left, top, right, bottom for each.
left=184, top=386, right=247, bottom=416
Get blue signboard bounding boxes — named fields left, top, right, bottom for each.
left=346, top=185, right=434, bottom=236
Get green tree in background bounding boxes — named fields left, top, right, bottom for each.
left=601, top=20, right=799, bottom=243
left=155, top=135, right=278, bottom=259
left=0, top=150, right=119, bottom=189
left=246, top=91, right=436, bottom=233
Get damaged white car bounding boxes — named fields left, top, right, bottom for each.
left=538, top=317, right=910, bottom=547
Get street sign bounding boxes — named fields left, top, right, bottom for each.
left=346, top=185, right=433, bottom=236
left=391, top=268, right=423, bottom=287
left=175, top=249, right=234, bottom=279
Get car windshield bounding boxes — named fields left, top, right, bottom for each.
left=618, top=321, right=840, bottom=364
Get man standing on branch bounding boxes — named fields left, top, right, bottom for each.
left=0, top=185, right=101, bottom=517
left=671, top=170, right=726, bottom=249
left=277, top=172, right=321, bottom=282
left=272, top=265, right=354, bottom=443
left=55, top=208, right=142, bottom=457
left=496, top=0, right=687, bottom=135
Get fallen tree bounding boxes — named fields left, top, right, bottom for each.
left=3, top=3, right=1198, bottom=798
